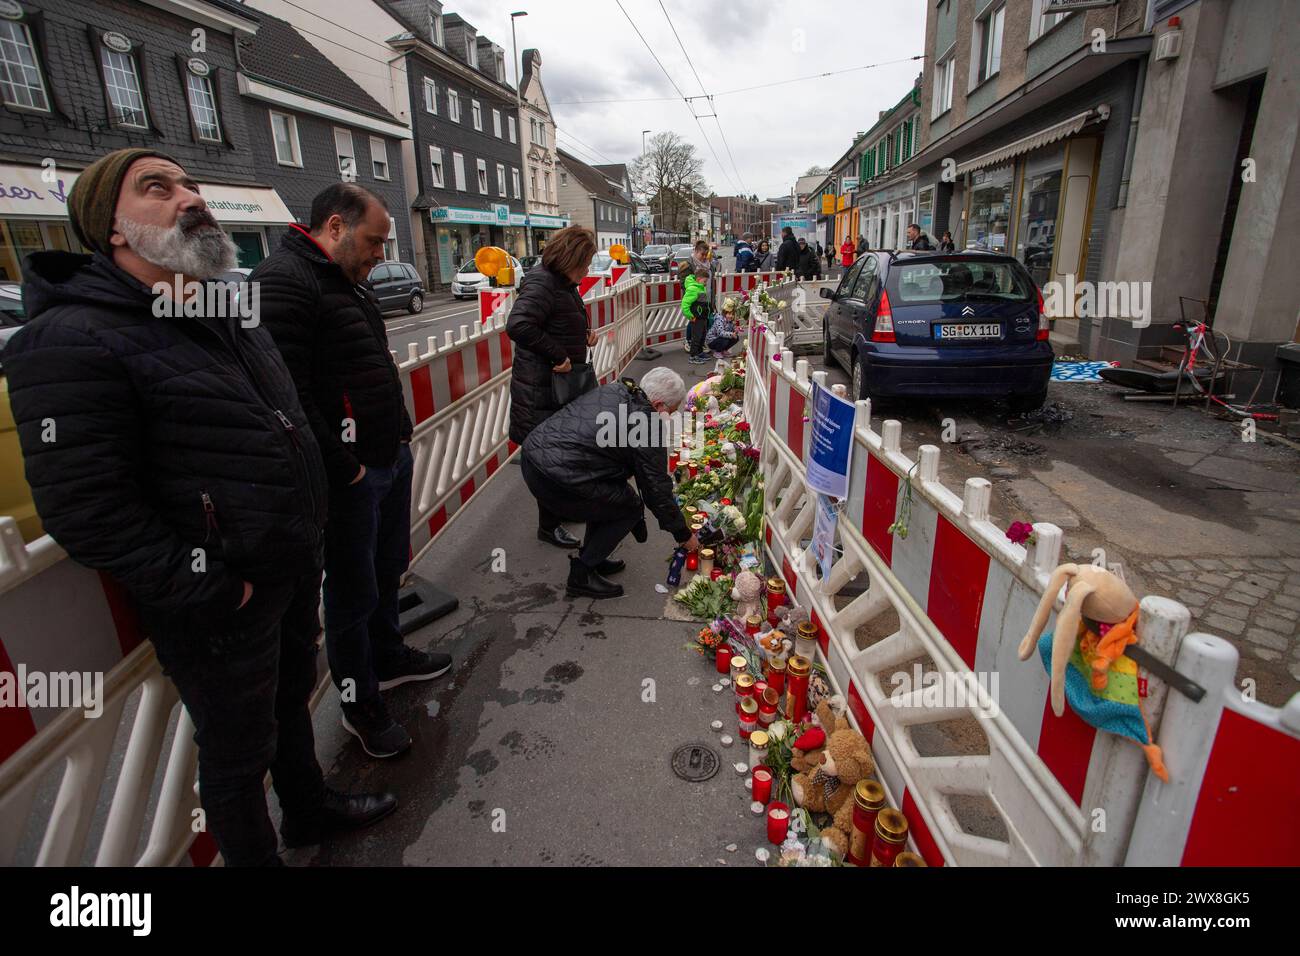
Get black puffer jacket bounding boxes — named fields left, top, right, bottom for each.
left=797, top=246, right=822, bottom=279
left=251, top=227, right=412, bottom=488
left=775, top=236, right=800, bottom=271
left=2, top=251, right=327, bottom=621
left=522, top=379, right=690, bottom=543
left=505, top=263, right=590, bottom=444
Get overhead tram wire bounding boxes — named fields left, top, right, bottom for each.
left=613, top=0, right=739, bottom=195
left=657, top=0, right=749, bottom=198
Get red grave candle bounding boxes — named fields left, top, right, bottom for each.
left=767, top=802, right=790, bottom=844
left=686, top=551, right=699, bottom=572
left=752, top=766, right=773, bottom=804
left=765, top=577, right=787, bottom=625
left=668, top=452, right=679, bottom=473
left=715, top=643, right=732, bottom=675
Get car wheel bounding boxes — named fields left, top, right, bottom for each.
left=1008, top=388, right=1048, bottom=414
left=851, top=354, right=866, bottom=401
left=408, top=293, right=423, bottom=314
left=822, top=321, right=836, bottom=371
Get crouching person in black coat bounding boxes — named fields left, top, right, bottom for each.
left=521, top=367, right=701, bottom=599
left=1, top=149, right=395, bottom=866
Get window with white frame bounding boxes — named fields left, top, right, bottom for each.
left=471, top=99, right=482, bottom=131
left=270, top=111, right=301, bottom=166
left=507, top=115, right=516, bottom=143
left=370, top=136, right=389, bottom=180
left=543, top=170, right=552, bottom=201
left=537, top=123, right=546, bottom=148
left=428, top=145, right=445, bottom=188
left=511, top=167, right=520, bottom=198
left=1030, top=0, right=1069, bottom=41
left=0, top=19, right=50, bottom=112
left=448, top=89, right=460, bottom=122
left=334, top=128, right=356, bottom=180
left=529, top=167, right=537, bottom=199
left=185, top=71, right=221, bottom=142
left=973, top=4, right=1004, bottom=87
left=496, top=163, right=506, bottom=197
left=476, top=158, right=488, bottom=194
left=492, top=108, right=501, bottom=137
left=452, top=151, right=466, bottom=191
left=423, top=77, right=437, bottom=114
left=495, top=53, right=505, bottom=83
left=464, top=33, right=473, bottom=63
left=432, top=14, right=444, bottom=47
left=932, top=54, right=954, bottom=119
left=100, top=44, right=148, bottom=128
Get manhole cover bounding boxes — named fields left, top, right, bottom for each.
left=671, top=742, right=720, bottom=783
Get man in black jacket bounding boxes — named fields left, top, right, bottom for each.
left=521, top=367, right=699, bottom=599
left=253, top=184, right=451, bottom=760
left=774, top=227, right=800, bottom=272
left=2, top=148, right=395, bottom=866
left=906, top=223, right=934, bottom=251
left=796, top=238, right=823, bottom=280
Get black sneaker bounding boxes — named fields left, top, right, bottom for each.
left=281, top=788, right=398, bottom=848
left=376, top=645, right=453, bottom=691
left=341, top=700, right=411, bottom=759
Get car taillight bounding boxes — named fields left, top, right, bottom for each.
left=871, top=290, right=895, bottom=343
left=1036, top=287, right=1050, bottom=341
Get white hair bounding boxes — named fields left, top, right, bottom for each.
left=640, top=366, right=686, bottom=410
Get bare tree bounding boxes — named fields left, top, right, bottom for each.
left=802, top=165, right=829, bottom=177
left=631, top=131, right=711, bottom=235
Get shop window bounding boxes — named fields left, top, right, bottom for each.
left=270, top=111, right=301, bottom=166
left=1015, top=148, right=1065, bottom=288
left=966, top=166, right=1013, bottom=253
left=429, top=145, right=445, bottom=188
left=228, top=231, right=265, bottom=269
left=0, top=17, right=50, bottom=112
left=100, top=41, right=147, bottom=128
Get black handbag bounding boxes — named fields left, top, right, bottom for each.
left=551, top=361, right=597, bottom=407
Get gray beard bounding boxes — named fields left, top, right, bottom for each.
left=116, top=215, right=237, bottom=278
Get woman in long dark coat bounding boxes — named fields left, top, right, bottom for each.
left=506, top=225, right=599, bottom=548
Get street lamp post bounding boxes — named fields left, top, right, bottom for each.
left=510, top=11, right=528, bottom=252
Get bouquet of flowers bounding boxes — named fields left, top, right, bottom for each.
left=673, top=574, right=736, bottom=619
left=684, top=624, right=725, bottom=659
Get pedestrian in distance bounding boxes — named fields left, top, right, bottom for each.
left=775, top=226, right=800, bottom=272
left=906, top=223, right=933, bottom=251
left=3, top=148, right=397, bottom=866
left=796, top=237, right=822, bottom=280
left=521, top=367, right=699, bottom=600
left=939, top=230, right=956, bottom=253
left=499, top=225, right=600, bottom=548
left=254, top=183, right=453, bottom=761
left=735, top=232, right=756, bottom=272
left=682, top=262, right=711, bottom=364
left=856, top=234, right=867, bottom=256
left=840, top=235, right=856, bottom=269
left=826, top=242, right=837, bottom=273
left=753, top=239, right=775, bottom=271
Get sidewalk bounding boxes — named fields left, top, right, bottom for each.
left=284, top=346, right=765, bottom=866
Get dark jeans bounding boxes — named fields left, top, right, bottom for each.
left=522, top=459, right=642, bottom=568
left=538, top=500, right=563, bottom=533
left=687, top=304, right=709, bottom=356
left=322, top=443, right=413, bottom=709
left=150, top=569, right=326, bottom=867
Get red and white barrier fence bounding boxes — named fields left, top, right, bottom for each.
left=741, top=300, right=1300, bottom=866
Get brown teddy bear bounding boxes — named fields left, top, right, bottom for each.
left=791, top=701, right=876, bottom=859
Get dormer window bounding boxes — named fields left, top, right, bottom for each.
left=432, top=15, right=443, bottom=47
left=465, top=34, right=473, bottom=63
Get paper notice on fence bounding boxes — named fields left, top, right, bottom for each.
left=806, top=381, right=855, bottom=499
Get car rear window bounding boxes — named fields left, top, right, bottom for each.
left=644, top=245, right=669, bottom=255
left=890, top=259, right=1033, bottom=303
left=590, top=253, right=613, bottom=271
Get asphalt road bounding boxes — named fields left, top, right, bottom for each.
left=383, top=296, right=484, bottom=358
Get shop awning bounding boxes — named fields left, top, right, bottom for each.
left=0, top=162, right=295, bottom=225
left=956, top=108, right=1099, bottom=176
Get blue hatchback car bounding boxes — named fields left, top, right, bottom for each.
left=821, top=251, right=1053, bottom=412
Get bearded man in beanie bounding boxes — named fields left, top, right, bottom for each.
left=1, top=148, right=398, bottom=866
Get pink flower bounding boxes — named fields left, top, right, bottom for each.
left=1006, top=521, right=1034, bottom=545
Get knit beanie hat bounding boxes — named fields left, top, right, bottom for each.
left=67, top=148, right=180, bottom=256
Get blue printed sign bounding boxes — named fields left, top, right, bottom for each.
left=812, top=493, right=838, bottom=580
left=805, top=381, right=855, bottom=499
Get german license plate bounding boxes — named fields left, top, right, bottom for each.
left=934, top=323, right=1000, bottom=340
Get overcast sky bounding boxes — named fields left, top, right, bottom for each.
left=449, top=0, right=928, bottom=200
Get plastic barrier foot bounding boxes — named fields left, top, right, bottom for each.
left=397, top=576, right=459, bottom=636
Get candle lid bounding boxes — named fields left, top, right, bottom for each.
left=875, top=808, right=909, bottom=842
left=769, top=657, right=787, bottom=672
left=745, top=615, right=764, bottom=627
left=894, top=852, right=926, bottom=867
left=739, top=696, right=759, bottom=715
left=735, top=673, right=755, bottom=689
left=787, top=655, right=811, bottom=677
left=730, top=657, right=748, bottom=673
left=766, top=577, right=786, bottom=593
left=761, top=687, right=780, bottom=707
left=749, top=730, right=770, bottom=748
left=797, top=620, right=818, bottom=638
left=700, top=548, right=715, bottom=559
left=854, top=779, right=886, bottom=811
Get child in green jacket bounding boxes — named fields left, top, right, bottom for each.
left=681, top=265, right=710, bottom=363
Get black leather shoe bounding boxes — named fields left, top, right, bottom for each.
left=281, top=788, right=398, bottom=848
left=566, top=557, right=624, bottom=599
left=538, top=525, right=581, bottom=549
left=596, top=558, right=626, bottom=575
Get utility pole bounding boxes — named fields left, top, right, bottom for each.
left=510, top=11, right=528, bottom=253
